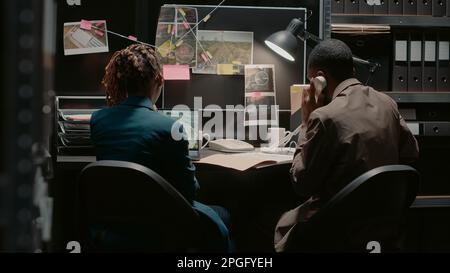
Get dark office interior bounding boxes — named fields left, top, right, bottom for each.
left=1, top=0, right=450, bottom=257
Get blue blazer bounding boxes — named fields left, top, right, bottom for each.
left=90, top=96, right=230, bottom=251
left=90, top=96, right=199, bottom=203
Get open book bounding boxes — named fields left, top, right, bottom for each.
left=197, top=152, right=293, bottom=171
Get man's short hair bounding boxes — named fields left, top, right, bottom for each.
left=308, top=39, right=354, bottom=81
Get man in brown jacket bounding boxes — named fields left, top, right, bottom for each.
left=274, top=39, right=419, bottom=251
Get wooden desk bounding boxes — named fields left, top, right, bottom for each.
left=52, top=152, right=450, bottom=252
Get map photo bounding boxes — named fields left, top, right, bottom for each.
left=193, top=30, right=254, bottom=75
left=63, top=20, right=109, bottom=56
left=155, top=6, right=198, bottom=67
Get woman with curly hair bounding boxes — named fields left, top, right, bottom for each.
left=90, top=44, right=230, bottom=252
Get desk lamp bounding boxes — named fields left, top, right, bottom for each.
left=265, top=18, right=381, bottom=82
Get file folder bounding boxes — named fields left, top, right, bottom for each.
left=448, top=0, right=450, bottom=16
left=388, top=0, right=404, bottom=14
left=344, top=0, right=360, bottom=14
left=432, top=0, right=447, bottom=16
left=393, top=33, right=408, bottom=91
left=332, top=0, right=345, bottom=13
left=423, top=33, right=437, bottom=92
left=360, top=0, right=375, bottom=14
left=417, top=0, right=432, bottom=15
left=403, top=0, right=418, bottom=15
left=408, top=35, right=422, bottom=91
left=374, top=0, right=389, bottom=14
left=437, top=34, right=450, bottom=91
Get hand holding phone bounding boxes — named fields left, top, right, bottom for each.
left=301, top=76, right=327, bottom=126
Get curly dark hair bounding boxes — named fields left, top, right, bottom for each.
left=102, top=44, right=162, bottom=106
left=308, top=39, right=354, bottom=82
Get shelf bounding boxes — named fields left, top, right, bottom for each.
left=412, top=196, right=450, bottom=208
left=384, top=92, right=450, bottom=103
left=332, top=15, right=450, bottom=28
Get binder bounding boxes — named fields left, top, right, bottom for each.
left=332, top=0, right=345, bottom=13
left=388, top=0, right=404, bottom=14
left=360, top=0, right=375, bottom=14
left=423, top=32, right=437, bottom=92
left=417, top=0, right=432, bottom=15
left=403, top=0, right=418, bottom=15
left=408, top=34, right=422, bottom=91
left=448, top=0, right=450, bottom=16
left=432, top=0, right=447, bottom=16
left=437, top=33, right=450, bottom=91
left=374, top=0, right=389, bottom=14
left=393, top=32, right=409, bottom=91
left=344, top=0, right=360, bottom=14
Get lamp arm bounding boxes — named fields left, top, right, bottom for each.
left=297, top=31, right=322, bottom=44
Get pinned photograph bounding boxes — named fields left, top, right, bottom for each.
left=245, top=94, right=276, bottom=107
left=244, top=104, right=279, bottom=127
left=63, top=20, right=109, bottom=56
left=244, top=64, right=278, bottom=126
left=193, top=30, right=254, bottom=75
left=245, top=64, right=275, bottom=93
left=155, top=6, right=198, bottom=67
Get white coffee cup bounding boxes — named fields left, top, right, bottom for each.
left=268, top=127, right=291, bottom=148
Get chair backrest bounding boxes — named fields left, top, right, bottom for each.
left=284, top=165, right=420, bottom=252
left=78, top=160, right=200, bottom=252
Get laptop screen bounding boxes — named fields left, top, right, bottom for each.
left=158, top=110, right=200, bottom=158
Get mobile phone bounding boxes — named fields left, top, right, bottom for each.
left=311, top=76, right=327, bottom=101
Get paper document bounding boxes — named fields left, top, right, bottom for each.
left=65, top=114, right=92, bottom=122
left=198, top=152, right=293, bottom=171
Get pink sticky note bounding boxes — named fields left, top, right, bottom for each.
left=252, top=91, right=262, bottom=98
left=80, top=20, right=92, bottom=30
left=171, top=27, right=176, bottom=35
left=95, top=30, right=104, bottom=37
left=163, top=65, right=190, bottom=81
left=128, top=35, right=138, bottom=41
left=182, top=21, right=189, bottom=30
left=95, top=22, right=105, bottom=28
left=200, top=53, right=209, bottom=63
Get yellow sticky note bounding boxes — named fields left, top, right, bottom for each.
left=217, top=64, right=239, bottom=75
left=178, top=8, right=186, bottom=17
left=157, top=40, right=175, bottom=58
left=206, top=51, right=213, bottom=59
left=290, top=85, right=303, bottom=93
left=175, top=39, right=184, bottom=47
left=167, top=24, right=172, bottom=34
left=203, top=14, right=211, bottom=22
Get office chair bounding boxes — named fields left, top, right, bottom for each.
left=78, top=160, right=207, bottom=252
left=282, top=165, right=420, bottom=253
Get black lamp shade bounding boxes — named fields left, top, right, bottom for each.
left=265, top=31, right=298, bottom=61
left=265, top=18, right=303, bottom=62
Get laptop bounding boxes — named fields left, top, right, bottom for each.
left=159, top=109, right=201, bottom=161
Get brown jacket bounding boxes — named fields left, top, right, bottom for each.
left=274, top=78, right=419, bottom=251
